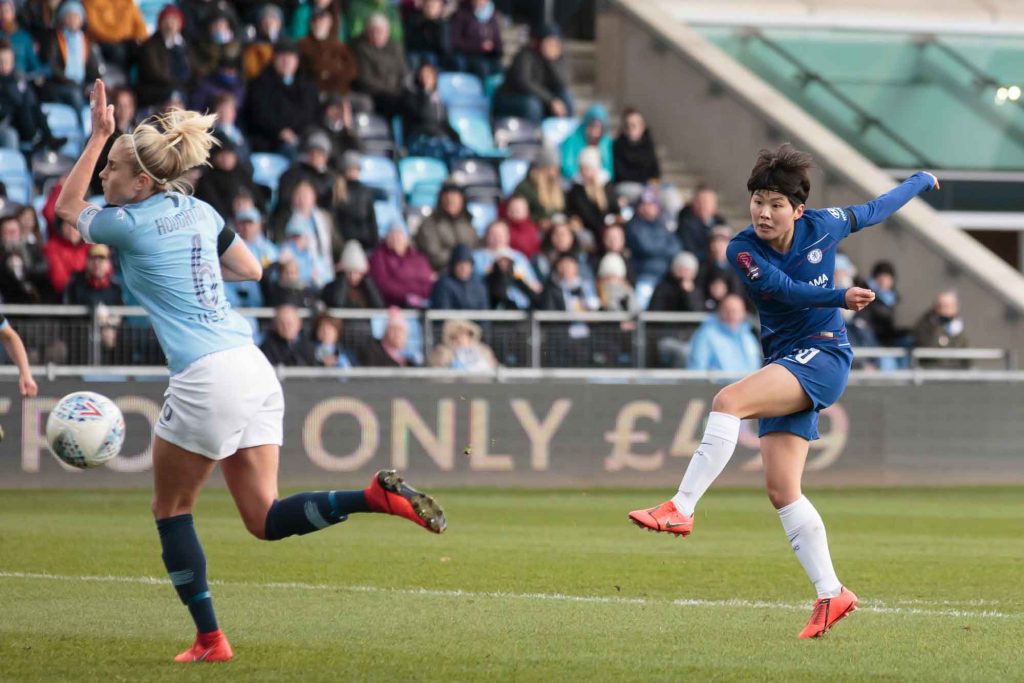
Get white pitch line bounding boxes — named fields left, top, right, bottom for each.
left=0, top=571, right=1017, bottom=621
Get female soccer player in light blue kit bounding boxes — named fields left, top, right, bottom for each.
left=629, top=145, right=938, bottom=639
left=56, top=81, right=447, bottom=663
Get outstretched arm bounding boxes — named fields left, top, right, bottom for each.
left=847, top=171, right=939, bottom=232
left=728, top=241, right=874, bottom=311
left=56, top=79, right=116, bottom=227
left=0, top=324, right=38, bottom=397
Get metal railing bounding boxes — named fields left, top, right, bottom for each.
left=0, top=305, right=1013, bottom=371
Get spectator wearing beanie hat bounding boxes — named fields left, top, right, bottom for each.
left=429, top=243, right=489, bottom=311
left=40, top=1, right=103, bottom=111
left=277, top=131, right=336, bottom=217
left=596, top=252, right=636, bottom=312
left=136, top=4, right=192, bottom=107
left=321, top=240, right=385, bottom=309
left=244, top=3, right=285, bottom=80
left=649, top=250, right=702, bottom=312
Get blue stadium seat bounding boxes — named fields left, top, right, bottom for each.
left=541, top=116, right=579, bottom=148
left=250, top=152, right=290, bottom=188
left=635, top=276, right=659, bottom=311
left=484, top=72, right=504, bottom=100
left=0, top=148, right=28, bottom=175
left=438, top=72, right=488, bottom=113
left=137, top=0, right=167, bottom=32
left=361, top=154, right=402, bottom=210
left=448, top=109, right=506, bottom=157
left=408, top=182, right=443, bottom=208
left=373, top=200, right=407, bottom=236
left=499, top=157, right=530, bottom=196
left=398, top=156, right=448, bottom=198
left=41, top=103, right=83, bottom=156
left=467, top=200, right=497, bottom=236
left=2, top=172, right=32, bottom=203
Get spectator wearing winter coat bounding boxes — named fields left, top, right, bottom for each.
left=290, top=0, right=346, bottom=42
left=430, top=244, right=489, bottom=310
left=361, top=307, right=417, bottom=367
left=513, top=147, right=565, bottom=227
left=179, top=0, right=240, bottom=44
left=299, top=7, right=359, bottom=96
left=861, top=260, right=903, bottom=346
left=189, top=55, right=245, bottom=113
left=243, top=4, right=284, bottom=80
left=696, top=225, right=742, bottom=300
left=499, top=194, right=541, bottom=259
left=275, top=181, right=335, bottom=286
left=276, top=132, right=336, bottom=215
left=561, top=105, right=613, bottom=181
left=415, top=184, right=478, bottom=272
left=612, top=108, right=661, bottom=186
left=493, top=22, right=571, bottom=122
left=134, top=5, right=192, bottom=107
left=566, top=146, right=616, bottom=236
left=648, top=251, right=702, bottom=312
left=686, top=294, right=761, bottom=373
left=83, top=0, right=147, bottom=70
left=625, top=187, right=680, bottom=282
left=402, top=63, right=472, bottom=165
left=331, top=150, right=379, bottom=253
left=0, top=0, right=46, bottom=78
left=264, top=254, right=320, bottom=309
left=260, top=304, right=317, bottom=366
left=243, top=42, right=320, bottom=153
left=40, top=2, right=103, bottom=111
left=63, top=243, right=122, bottom=307
left=348, top=0, right=403, bottom=43
left=352, top=13, right=407, bottom=119
left=186, top=12, right=242, bottom=85
left=428, top=318, right=497, bottom=370
left=369, top=226, right=435, bottom=308
left=0, top=41, right=65, bottom=151
left=43, top=218, right=89, bottom=296
left=538, top=252, right=599, bottom=312
left=913, top=290, right=970, bottom=369
left=321, top=240, right=385, bottom=309
left=596, top=253, right=636, bottom=313
left=209, top=92, right=251, bottom=168
left=404, top=0, right=449, bottom=72
left=532, top=219, right=596, bottom=286
left=449, top=0, right=502, bottom=80
left=317, top=95, right=362, bottom=170
left=676, top=185, right=728, bottom=263
left=194, top=133, right=260, bottom=221
left=0, top=214, right=48, bottom=302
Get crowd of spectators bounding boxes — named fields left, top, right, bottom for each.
left=0, top=0, right=980, bottom=370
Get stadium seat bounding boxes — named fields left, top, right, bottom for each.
left=408, top=182, right=443, bottom=208
left=0, top=148, right=28, bottom=175
left=541, top=116, right=579, bottom=148
left=448, top=109, right=506, bottom=157
left=484, top=72, right=504, bottom=100
left=137, top=0, right=167, bottom=32
left=450, top=158, right=499, bottom=190
left=41, top=103, right=83, bottom=156
left=437, top=72, right=489, bottom=114
left=250, top=152, right=290, bottom=208
left=361, top=154, right=402, bottom=210
left=635, top=276, right=659, bottom=311
left=31, top=150, right=74, bottom=185
left=493, top=117, right=542, bottom=153
left=353, top=112, right=396, bottom=158
left=499, top=157, right=530, bottom=196
left=80, top=106, right=90, bottom=137
left=2, top=172, right=31, bottom=203
left=398, top=156, right=449, bottom=198
left=373, top=200, right=407, bottom=236
left=467, top=200, right=497, bottom=236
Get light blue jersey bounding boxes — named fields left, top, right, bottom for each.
left=77, top=192, right=254, bottom=374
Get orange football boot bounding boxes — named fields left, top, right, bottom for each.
left=798, top=587, right=858, bottom=639
left=174, top=630, right=233, bottom=662
left=365, top=469, right=447, bottom=534
left=628, top=500, right=694, bottom=537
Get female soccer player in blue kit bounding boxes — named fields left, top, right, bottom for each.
left=629, top=145, right=938, bottom=638
left=56, top=81, right=447, bottom=663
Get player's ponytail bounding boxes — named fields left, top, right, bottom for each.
left=746, top=143, right=813, bottom=207
left=127, top=109, right=219, bottom=195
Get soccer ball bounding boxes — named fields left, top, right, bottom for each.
left=46, top=392, right=125, bottom=469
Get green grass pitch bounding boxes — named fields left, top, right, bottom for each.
left=1, top=487, right=1022, bottom=681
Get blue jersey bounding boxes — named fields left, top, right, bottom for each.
left=77, top=193, right=254, bottom=374
left=728, top=172, right=934, bottom=362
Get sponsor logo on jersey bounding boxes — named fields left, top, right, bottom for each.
left=807, top=248, right=823, bottom=264
left=827, top=207, right=845, bottom=221
left=735, top=251, right=761, bottom=281
left=808, top=273, right=829, bottom=287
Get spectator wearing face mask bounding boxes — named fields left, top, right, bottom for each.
left=914, top=290, right=970, bottom=369
left=188, top=12, right=242, bottom=84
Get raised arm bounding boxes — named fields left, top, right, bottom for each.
left=55, top=79, right=116, bottom=227
left=847, top=171, right=939, bottom=232
left=728, top=241, right=874, bottom=311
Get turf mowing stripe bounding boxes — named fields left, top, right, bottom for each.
left=0, top=570, right=1016, bottom=620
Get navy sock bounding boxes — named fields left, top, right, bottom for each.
left=264, top=490, right=370, bottom=541
left=156, top=514, right=219, bottom=634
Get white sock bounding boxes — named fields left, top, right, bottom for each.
left=670, top=412, right=741, bottom=516
left=777, top=496, right=843, bottom=599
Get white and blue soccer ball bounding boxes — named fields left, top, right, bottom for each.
left=46, top=391, right=125, bottom=469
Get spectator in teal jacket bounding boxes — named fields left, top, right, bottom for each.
left=560, top=104, right=614, bottom=180
left=686, top=294, right=762, bottom=373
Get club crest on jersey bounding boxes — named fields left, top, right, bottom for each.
left=807, top=248, right=823, bottom=264
left=827, top=207, right=845, bottom=221
left=735, top=251, right=761, bottom=281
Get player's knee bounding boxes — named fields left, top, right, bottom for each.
left=711, top=387, right=742, bottom=416
left=766, top=485, right=800, bottom=509
left=243, top=514, right=270, bottom=540
left=151, top=497, right=194, bottom=519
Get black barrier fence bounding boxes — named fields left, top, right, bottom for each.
left=3, top=377, right=1022, bottom=488
left=1, top=305, right=1014, bottom=370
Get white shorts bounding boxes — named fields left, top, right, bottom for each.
left=154, top=344, right=284, bottom=460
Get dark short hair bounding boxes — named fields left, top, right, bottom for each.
left=746, top=144, right=813, bottom=208
left=871, top=260, right=896, bottom=279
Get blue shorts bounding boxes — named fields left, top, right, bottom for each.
left=758, top=344, right=853, bottom=442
